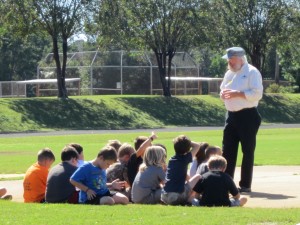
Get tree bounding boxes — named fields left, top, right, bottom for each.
left=211, top=0, right=287, bottom=75
left=0, top=33, right=49, bottom=81
left=10, top=0, right=94, bottom=98
left=94, top=0, right=205, bottom=97
left=277, top=0, right=300, bottom=92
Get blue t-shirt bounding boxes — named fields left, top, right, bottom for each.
left=163, top=152, right=192, bottom=193
left=70, top=162, right=108, bottom=203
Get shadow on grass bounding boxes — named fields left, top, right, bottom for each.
left=6, top=94, right=300, bottom=131
left=259, top=94, right=300, bottom=123
left=8, top=96, right=226, bottom=131
left=9, top=98, right=143, bottom=130
left=245, top=191, right=296, bottom=200
left=118, top=96, right=225, bottom=126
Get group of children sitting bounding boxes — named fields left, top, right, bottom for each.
left=21, top=132, right=247, bottom=207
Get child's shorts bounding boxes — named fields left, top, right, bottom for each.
left=85, top=190, right=116, bottom=205
left=161, top=183, right=192, bottom=205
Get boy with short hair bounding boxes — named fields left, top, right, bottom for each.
left=107, top=140, right=122, bottom=153
left=70, top=146, right=129, bottom=205
left=23, top=148, right=55, bottom=203
left=193, top=155, right=247, bottom=207
left=107, top=143, right=135, bottom=183
left=68, top=143, right=85, bottom=167
left=161, top=135, right=201, bottom=205
left=45, top=146, right=79, bottom=203
left=106, top=143, right=136, bottom=199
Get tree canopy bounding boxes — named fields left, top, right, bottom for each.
left=7, top=0, right=94, bottom=98
left=1, top=0, right=300, bottom=95
left=94, top=0, right=207, bottom=96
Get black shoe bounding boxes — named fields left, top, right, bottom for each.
left=238, top=187, right=251, bottom=193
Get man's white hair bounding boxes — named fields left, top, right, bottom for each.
left=241, top=55, right=248, bottom=64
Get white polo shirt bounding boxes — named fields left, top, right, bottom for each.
left=220, top=63, right=263, bottom=112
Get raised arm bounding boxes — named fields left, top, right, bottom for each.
left=190, top=141, right=200, bottom=158
left=135, top=131, right=157, bottom=158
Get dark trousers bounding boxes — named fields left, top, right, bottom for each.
left=222, top=107, right=261, bottom=188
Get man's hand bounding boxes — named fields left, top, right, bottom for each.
left=220, top=89, right=245, bottom=99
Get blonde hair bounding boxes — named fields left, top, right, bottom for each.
left=139, top=146, right=166, bottom=172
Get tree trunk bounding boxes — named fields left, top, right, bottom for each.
left=167, top=49, right=175, bottom=96
left=275, top=51, right=280, bottom=84
left=249, top=45, right=262, bottom=72
left=61, top=38, right=68, bottom=98
left=154, top=51, right=171, bottom=97
left=52, top=36, right=68, bottom=99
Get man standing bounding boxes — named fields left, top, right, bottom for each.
left=220, top=47, right=263, bottom=192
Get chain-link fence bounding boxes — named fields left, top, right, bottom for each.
left=38, top=50, right=206, bottom=96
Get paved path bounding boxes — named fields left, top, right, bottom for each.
left=1, top=124, right=300, bottom=138
left=1, top=166, right=299, bottom=208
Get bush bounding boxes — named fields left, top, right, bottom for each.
left=265, top=83, right=295, bottom=93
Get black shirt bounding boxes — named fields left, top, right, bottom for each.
left=193, top=171, right=239, bottom=207
left=127, top=153, right=143, bottom=187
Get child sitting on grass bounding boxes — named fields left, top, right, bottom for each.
left=23, top=148, right=55, bottom=203
left=70, top=146, right=129, bottom=205
left=45, top=146, right=79, bottom=203
left=196, top=145, right=222, bottom=175
left=68, top=143, right=86, bottom=167
left=106, top=143, right=136, bottom=199
left=127, top=132, right=157, bottom=187
left=131, top=145, right=166, bottom=204
left=107, top=140, right=122, bottom=153
left=193, top=155, right=247, bottom=207
left=161, top=135, right=201, bottom=205
left=189, top=142, right=209, bottom=177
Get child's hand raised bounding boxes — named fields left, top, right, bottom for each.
left=149, top=131, right=158, bottom=141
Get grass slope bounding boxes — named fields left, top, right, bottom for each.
left=1, top=94, right=300, bottom=133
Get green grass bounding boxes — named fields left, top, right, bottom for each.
left=1, top=94, right=300, bottom=132
left=0, top=202, right=299, bottom=225
left=1, top=95, right=300, bottom=224
left=0, top=128, right=299, bottom=174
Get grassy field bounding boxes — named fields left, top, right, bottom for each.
left=0, top=202, right=299, bottom=225
left=1, top=94, right=300, bottom=132
left=1, top=95, right=300, bottom=225
left=0, top=128, right=299, bottom=174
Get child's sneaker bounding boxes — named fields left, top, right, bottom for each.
left=191, top=198, right=199, bottom=206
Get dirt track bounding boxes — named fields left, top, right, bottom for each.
left=1, top=166, right=299, bottom=208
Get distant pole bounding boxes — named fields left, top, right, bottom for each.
left=121, top=51, right=123, bottom=95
